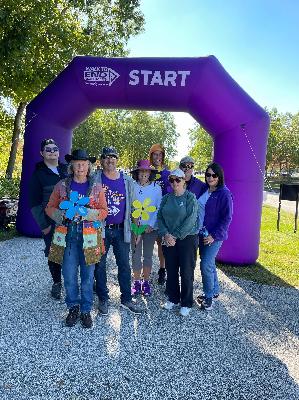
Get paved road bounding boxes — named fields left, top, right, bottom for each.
left=263, top=191, right=297, bottom=214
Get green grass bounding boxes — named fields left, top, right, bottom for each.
left=218, top=205, right=299, bottom=287
left=0, top=226, right=19, bottom=242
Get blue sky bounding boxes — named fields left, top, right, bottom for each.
left=128, top=0, right=299, bottom=159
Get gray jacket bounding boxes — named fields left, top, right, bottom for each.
left=95, top=170, right=134, bottom=243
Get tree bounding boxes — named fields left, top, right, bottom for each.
left=73, top=110, right=179, bottom=168
left=266, top=108, right=299, bottom=175
left=0, top=0, right=144, bottom=178
left=188, top=124, right=213, bottom=172
left=0, top=101, right=14, bottom=175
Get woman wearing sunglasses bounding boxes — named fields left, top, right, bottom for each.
left=196, top=162, right=233, bottom=311
left=157, top=169, right=199, bottom=317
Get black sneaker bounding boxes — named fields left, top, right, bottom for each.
left=158, top=268, right=166, bottom=285
left=98, top=300, right=109, bottom=315
left=120, top=300, right=142, bottom=314
left=80, top=312, right=93, bottom=329
left=201, top=298, right=213, bottom=311
left=196, top=293, right=219, bottom=305
left=65, top=305, right=80, bottom=327
left=51, top=282, right=62, bottom=300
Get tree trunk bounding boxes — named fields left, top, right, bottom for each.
left=5, top=102, right=27, bottom=179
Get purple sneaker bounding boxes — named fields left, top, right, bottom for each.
left=131, top=280, right=142, bottom=296
left=142, top=280, right=151, bottom=296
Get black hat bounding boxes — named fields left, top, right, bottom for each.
left=100, top=146, right=119, bottom=159
left=65, top=149, right=96, bottom=163
left=40, top=138, right=58, bottom=151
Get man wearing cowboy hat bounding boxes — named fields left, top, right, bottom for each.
left=94, top=146, right=142, bottom=315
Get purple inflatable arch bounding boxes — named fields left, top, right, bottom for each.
left=17, top=56, right=269, bottom=264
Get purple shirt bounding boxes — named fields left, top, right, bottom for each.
left=70, top=180, right=89, bottom=198
left=102, top=173, right=126, bottom=224
left=155, top=168, right=170, bottom=196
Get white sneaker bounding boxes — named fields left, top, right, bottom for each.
left=162, top=301, right=180, bottom=310
left=180, top=307, right=191, bottom=317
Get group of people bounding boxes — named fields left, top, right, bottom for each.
left=29, top=140, right=233, bottom=328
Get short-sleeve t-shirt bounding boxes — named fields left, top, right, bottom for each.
left=102, top=173, right=126, bottom=224
left=70, top=180, right=89, bottom=198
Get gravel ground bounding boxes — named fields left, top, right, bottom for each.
left=1, top=236, right=299, bottom=400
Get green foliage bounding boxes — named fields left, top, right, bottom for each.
left=0, top=177, right=20, bottom=198
left=0, top=102, right=19, bottom=176
left=73, top=110, right=179, bottom=168
left=188, top=124, right=213, bottom=171
left=218, top=205, right=299, bottom=287
left=0, top=0, right=144, bottom=102
left=0, top=0, right=144, bottom=177
left=266, top=108, right=299, bottom=175
left=0, top=226, right=19, bottom=241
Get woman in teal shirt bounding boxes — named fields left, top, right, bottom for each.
left=157, top=169, right=199, bottom=317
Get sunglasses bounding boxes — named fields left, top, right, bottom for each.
left=169, top=177, right=183, bottom=184
left=102, top=154, right=117, bottom=160
left=180, top=163, right=194, bottom=170
left=44, top=146, right=59, bottom=153
left=205, top=173, right=218, bottom=178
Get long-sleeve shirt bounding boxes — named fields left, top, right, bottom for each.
left=132, top=181, right=162, bottom=228
left=157, top=190, right=199, bottom=239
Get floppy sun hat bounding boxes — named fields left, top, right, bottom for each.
left=131, top=159, right=157, bottom=173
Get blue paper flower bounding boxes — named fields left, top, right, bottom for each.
left=59, top=191, right=90, bottom=220
left=92, top=221, right=102, bottom=229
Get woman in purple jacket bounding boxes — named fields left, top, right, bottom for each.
left=196, top=162, right=233, bottom=311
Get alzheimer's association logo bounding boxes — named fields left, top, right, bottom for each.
left=84, top=67, right=120, bottom=86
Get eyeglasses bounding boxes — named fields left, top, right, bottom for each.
left=169, top=177, right=183, bottom=184
left=180, top=163, right=194, bottom=170
left=44, top=146, right=59, bottom=153
left=102, top=154, right=117, bottom=160
left=205, top=173, right=218, bottom=178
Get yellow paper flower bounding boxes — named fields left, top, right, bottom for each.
left=132, top=198, right=156, bottom=221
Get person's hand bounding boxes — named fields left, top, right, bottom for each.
left=165, top=233, right=176, bottom=246
left=145, top=226, right=154, bottom=233
left=203, top=234, right=214, bottom=246
left=42, top=225, right=51, bottom=235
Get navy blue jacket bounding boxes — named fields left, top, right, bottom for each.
left=29, top=161, right=68, bottom=230
left=198, top=184, right=233, bottom=241
left=186, top=175, right=205, bottom=199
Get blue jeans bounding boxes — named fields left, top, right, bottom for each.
left=62, top=226, right=95, bottom=313
left=95, top=227, right=131, bottom=303
left=199, top=237, right=223, bottom=299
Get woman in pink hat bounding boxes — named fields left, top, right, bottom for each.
left=130, top=160, right=162, bottom=296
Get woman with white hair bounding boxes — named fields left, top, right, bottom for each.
left=46, top=149, right=108, bottom=328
